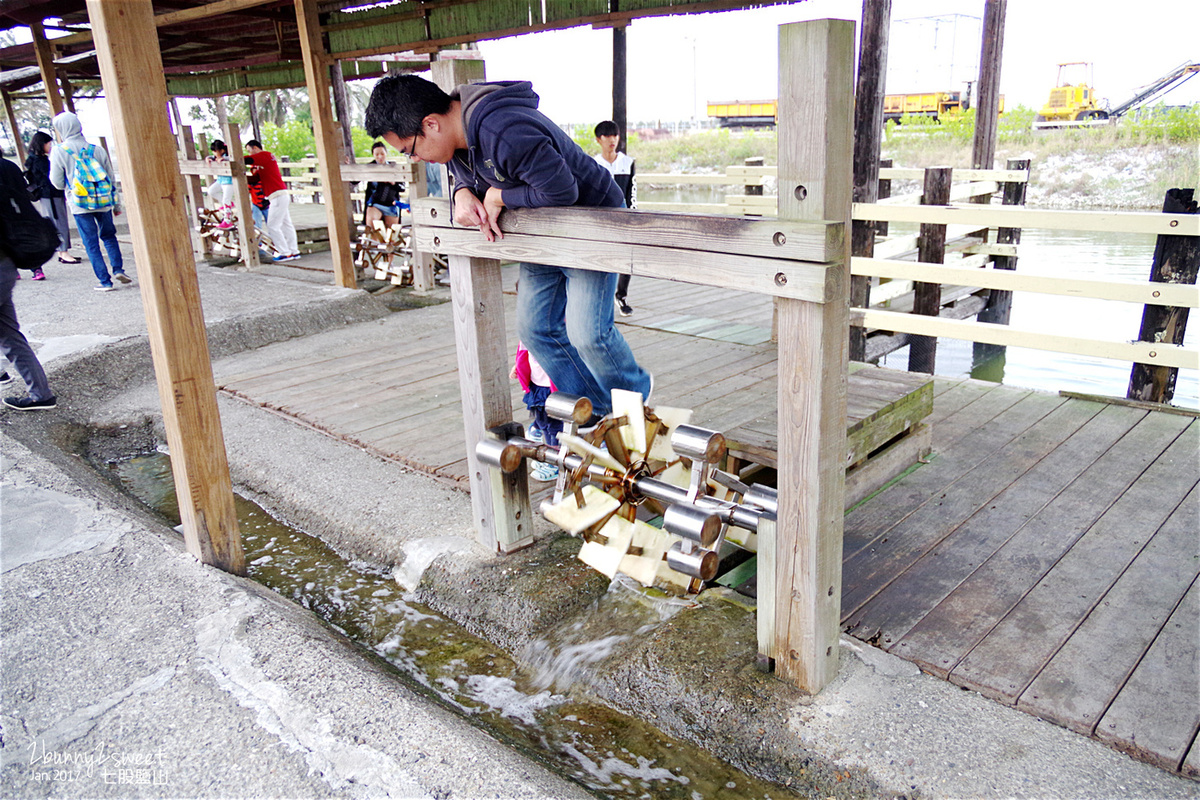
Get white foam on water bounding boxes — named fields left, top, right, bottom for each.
left=394, top=535, right=472, bottom=591
left=462, top=674, right=562, bottom=726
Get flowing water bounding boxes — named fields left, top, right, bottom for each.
left=638, top=187, right=1199, bottom=410
left=108, top=453, right=803, bottom=800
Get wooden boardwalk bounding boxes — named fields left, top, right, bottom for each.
left=843, top=378, right=1199, bottom=776
left=217, top=270, right=1197, bottom=778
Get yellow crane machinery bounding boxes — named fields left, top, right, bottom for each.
left=1034, top=60, right=1200, bottom=129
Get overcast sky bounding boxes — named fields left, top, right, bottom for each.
left=476, top=0, right=1200, bottom=125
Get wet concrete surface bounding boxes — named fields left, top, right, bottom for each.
left=2, top=229, right=1197, bottom=799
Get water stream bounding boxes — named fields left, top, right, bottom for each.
left=108, top=452, right=802, bottom=800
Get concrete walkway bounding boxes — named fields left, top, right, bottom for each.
left=1, top=225, right=1196, bottom=799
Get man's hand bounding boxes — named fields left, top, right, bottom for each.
left=482, top=186, right=504, bottom=242
left=453, top=187, right=488, bottom=234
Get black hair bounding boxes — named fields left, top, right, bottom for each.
left=210, top=139, right=227, bottom=154
left=246, top=139, right=262, bottom=149
left=594, top=120, right=619, bottom=138
left=29, top=130, right=53, bottom=155
left=371, top=140, right=387, bottom=152
left=364, top=75, right=452, bottom=140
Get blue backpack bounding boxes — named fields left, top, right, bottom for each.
left=62, top=144, right=114, bottom=211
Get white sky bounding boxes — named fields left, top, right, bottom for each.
left=475, top=0, right=1200, bottom=125
left=22, top=0, right=1200, bottom=139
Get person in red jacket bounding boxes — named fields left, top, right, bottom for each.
left=244, top=140, right=299, bottom=261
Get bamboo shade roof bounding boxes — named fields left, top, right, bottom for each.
left=1, top=0, right=802, bottom=97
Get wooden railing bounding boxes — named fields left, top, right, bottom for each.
left=640, top=164, right=1200, bottom=383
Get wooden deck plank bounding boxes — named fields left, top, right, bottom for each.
left=842, top=399, right=1119, bottom=643
left=1019, top=482, right=1199, bottom=736
left=842, top=391, right=1064, bottom=560
left=948, top=419, right=1198, bottom=701
left=840, top=394, right=1103, bottom=619
left=1094, top=578, right=1200, bottom=773
left=893, top=411, right=1192, bottom=680
left=929, top=381, right=1032, bottom=450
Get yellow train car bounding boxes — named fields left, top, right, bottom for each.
left=883, top=90, right=1004, bottom=124
left=706, top=100, right=778, bottom=128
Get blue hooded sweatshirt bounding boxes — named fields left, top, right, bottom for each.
left=448, top=81, right=624, bottom=211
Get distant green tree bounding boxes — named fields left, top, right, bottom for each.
left=261, top=120, right=316, bottom=161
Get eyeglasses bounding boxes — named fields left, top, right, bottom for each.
left=403, top=133, right=421, bottom=161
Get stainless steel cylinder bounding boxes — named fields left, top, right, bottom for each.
left=662, top=503, right=722, bottom=548
left=475, top=439, right=523, bottom=473
left=670, top=424, right=726, bottom=463
left=666, top=541, right=719, bottom=581
left=743, top=484, right=778, bottom=516
left=544, top=392, right=594, bottom=424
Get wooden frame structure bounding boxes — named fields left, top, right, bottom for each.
left=414, top=19, right=853, bottom=693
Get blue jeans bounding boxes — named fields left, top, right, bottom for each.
left=516, top=262, right=649, bottom=417
left=74, top=211, right=124, bottom=286
left=0, top=257, right=53, bottom=402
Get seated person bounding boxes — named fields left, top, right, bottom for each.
left=362, top=141, right=406, bottom=229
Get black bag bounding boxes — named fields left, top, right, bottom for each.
left=0, top=181, right=59, bottom=270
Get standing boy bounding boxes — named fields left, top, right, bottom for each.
left=364, top=75, right=650, bottom=417
left=244, top=140, right=299, bottom=262
left=593, top=120, right=636, bottom=316
left=49, top=111, right=131, bottom=291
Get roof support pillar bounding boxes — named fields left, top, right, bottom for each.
left=2, top=90, right=25, bottom=163
left=295, top=0, right=356, bottom=288
left=85, top=0, right=245, bottom=575
left=30, top=19, right=64, bottom=116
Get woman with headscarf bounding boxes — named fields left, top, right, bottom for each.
left=24, top=129, right=80, bottom=276
left=48, top=111, right=131, bottom=291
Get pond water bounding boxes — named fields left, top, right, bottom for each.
left=109, top=452, right=806, bottom=800
left=637, top=188, right=1198, bottom=410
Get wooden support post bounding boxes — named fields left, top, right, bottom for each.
left=1128, top=188, right=1200, bottom=404
left=973, top=157, right=1030, bottom=362
left=971, top=0, right=1006, bottom=174
left=329, top=60, right=358, bottom=239
left=223, top=124, right=259, bottom=269
left=448, top=253, right=532, bottom=553
left=86, top=0, right=244, bottom=575
left=30, top=20, right=65, bottom=116
left=408, top=161, right=434, bottom=291
left=612, top=13, right=628, bottom=153
left=908, top=166, right=951, bottom=374
left=60, top=74, right=77, bottom=114
left=247, top=91, right=262, bottom=144
left=850, top=0, right=891, bottom=363
left=214, top=95, right=229, bottom=136
left=769, top=19, right=853, bottom=693
left=178, top=125, right=212, bottom=257
left=2, top=90, right=25, bottom=163
left=295, top=0, right=356, bottom=288
left=876, top=158, right=892, bottom=237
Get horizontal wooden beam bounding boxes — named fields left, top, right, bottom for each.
left=854, top=307, right=1198, bottom=370
left=879, top=167, right=1028, bottom=182
left=854, top=257, right=1200, bottom=307
left=412, top=226, right=836, bottom=304
left=412, top=197, right=843, bottom=263
left=854, top=203, right=1200, bottom=236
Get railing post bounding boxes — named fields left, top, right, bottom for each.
left=908, top=165, right=951, bottom=373
left=767, top=19, right=853, bottom=693
left=223, top=121, right=259, bottom=269
left=179, top=125, right=212, bottom=257
left=1127, top=188, right=1200, bottom=403
left=974, top=158, right=1030, bottom=363
left=447, top=252, right=533, bottom=553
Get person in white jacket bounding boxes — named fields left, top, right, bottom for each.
left=49, top=111, right=130, bottom=291
left=593, top=120, right=636, bottom=316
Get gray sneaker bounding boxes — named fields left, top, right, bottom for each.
left=94, top=285, right=116, bottom=292
left=113, top=272, right=133, bottom=284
